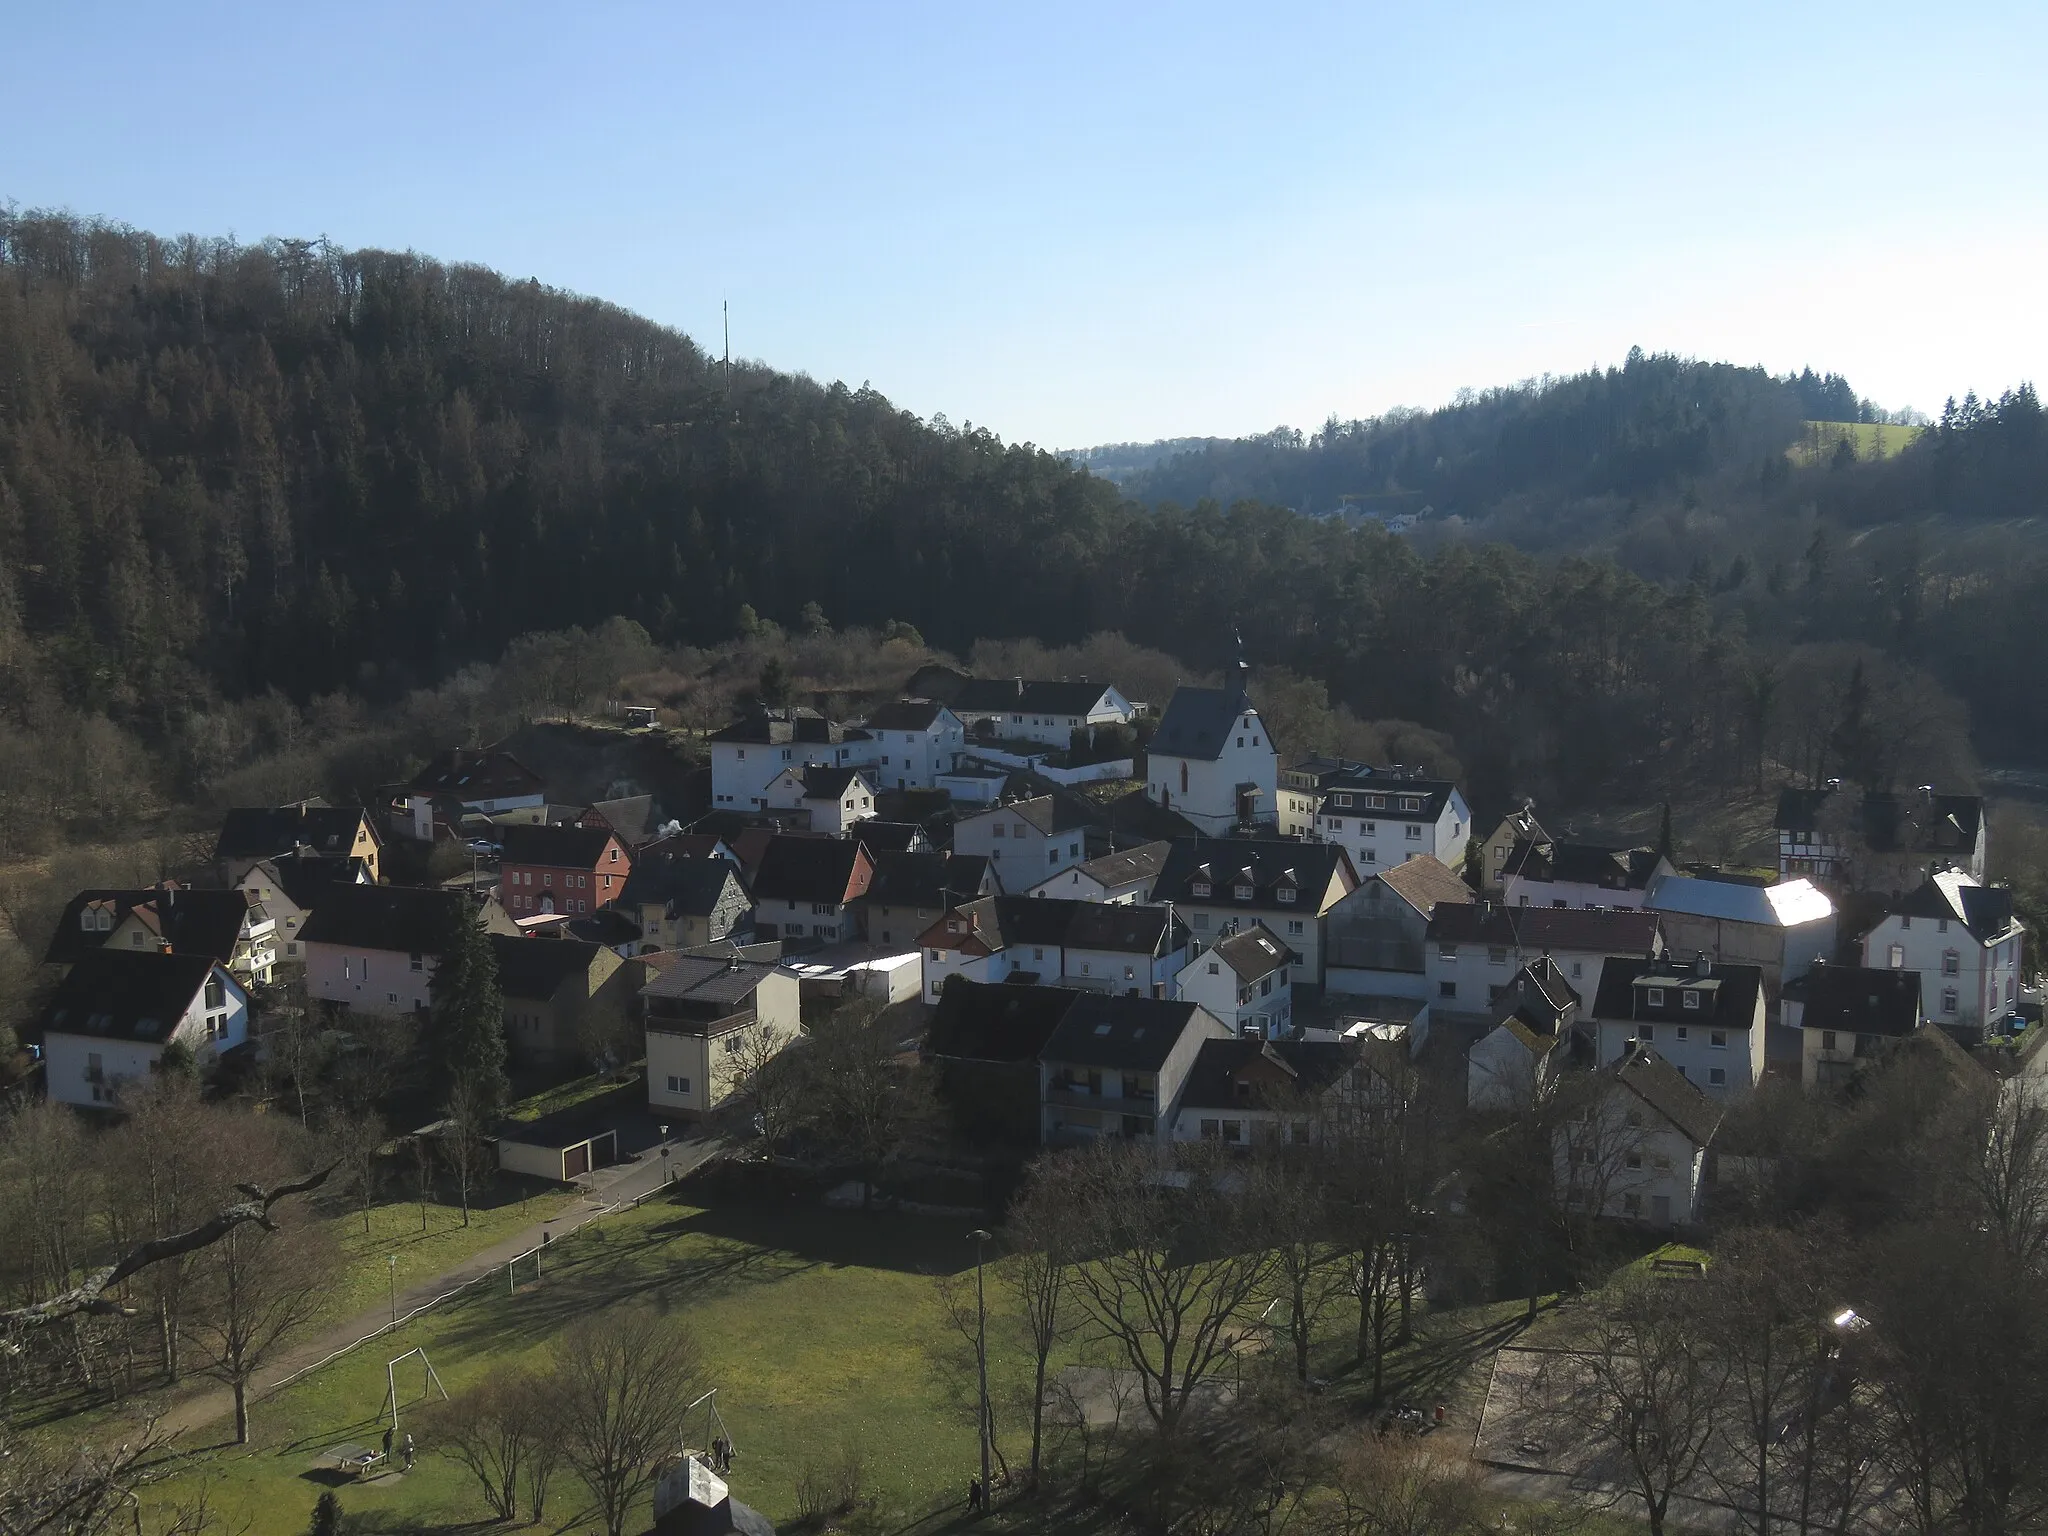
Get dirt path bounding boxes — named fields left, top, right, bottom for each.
left=160, top=1134, right=724, bottom=1443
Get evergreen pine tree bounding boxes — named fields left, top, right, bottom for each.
left=309, top=1491, right=342, bottom=1536
left=427, top=905, right=507, bottom=1112
left=1655, top=802, right=1674, bottom=864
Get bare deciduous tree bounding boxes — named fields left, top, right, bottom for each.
left=549, top=1310, right=703, bottom=1536
left=432, top=1366, right=545, bottom=1522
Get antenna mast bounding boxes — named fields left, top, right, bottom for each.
left=722, top=299, right=729, bottom=367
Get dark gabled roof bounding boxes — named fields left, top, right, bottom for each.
left=854, top=820, right=929, bottom=855
left=708, top=707, right=871, bottom=747
left=792, top=765, right=867, bottom=800
left=1040, top=993, right=1217, bottom=1070
left=1098, top=788, right=1203, bottom=844
left=584, top=795, right=655, bottom=844
left=1149, top=685, right=1259, bottom=761
left=1892, top=871, right=2019, bottom=943
left=903, top=663, right=974, bottom=705
left=964, top=795, right=1091, bottom=836
left=247, top=852, right=371, bottom=911
left=639, top=832, right=739, bottom=866
left=488, top=936, right=608, bottom=1001
left=1773, top=787, right=1832, bottom=832
left=408, top=748, right=545, bottom=801
left=640, top=955, right=779, bottom=1010
left=1377, top=855, right=1475, bottom=919
left=618, top=852, right=744, bottom=916
left=1210, top=924, right=1291, bottom=983
left=952, top=679, right=1121, bottom=717
left=500, top=823, right=621, bottom=871
left=864, top=700, right=952, bottom=732
left=1774, top=783, right=1985, bottom=854
left=923, top=976, right=1077, bottom=1063
left=1069, top=840, right=1172, bottom=891
left=1508, top=839, right=1660, bottom=891
left=1790, top=964, right=1924, bottom=1038
left=215, top=803, right=374, bottom=861
left=1427, top=903, right=1663, bottom=954
left=298, top=885, right=466, bottom=954
left=749, top=837, right=869, bottom=906
left=1319, top=772, right=1457, bottom=822
left=1178, top=1038, right=1357, bottom=1111
left=45, top=888, right=256, bottom=968
left=1591, top=956, right=1765, bottom=1030
left=1493, top=956, right=1579, bottom=1030
left=1612, top=1045, right=1725, bottom=1146
left=1154, top=837, right=1356, bottom=911
left=863, top=851, right=988, bottom=910
left=39, top=949, right=222, bottom=1044
left=930, top=896, right=1186, bottom=956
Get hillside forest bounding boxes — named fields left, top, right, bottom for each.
left=1, top=209, right=2044, bottom=866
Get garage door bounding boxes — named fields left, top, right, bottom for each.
left=564, top=1142, right=590, bottom=1179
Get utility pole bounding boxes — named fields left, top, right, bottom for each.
left=387, top=1253, right=397, bottom=1326
left=968, top=1228, right=993, bottom=1507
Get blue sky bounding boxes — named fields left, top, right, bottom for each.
left=5, top=2, right=2044, bottom=445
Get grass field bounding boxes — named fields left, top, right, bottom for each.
left=1788, top=419, right=1924, bottom=468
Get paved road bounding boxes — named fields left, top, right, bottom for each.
left=160, top=1133, right=725, bottom=1443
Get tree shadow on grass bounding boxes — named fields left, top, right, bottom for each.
left=650, top=1189, right=985, bottom=1278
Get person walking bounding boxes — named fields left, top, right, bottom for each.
left=382, top=1425, right=394, bottom=1462
left=401, top=1432, right=415, bottom=1473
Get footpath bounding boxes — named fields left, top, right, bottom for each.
left=160, top=1133, right=725, bottom=1442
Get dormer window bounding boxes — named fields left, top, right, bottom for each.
left=1400, top=796, right=1421, bottom=812
left=1234, top=883, right=1254, bottom=900
left=1646, top=987, right=1666, bottom=1007
left=1681, top=990, right=1700, bottom=1010
left=1276, top=887, right=1296, bottom=904
left=1192, top=882, right=1211, bottom=898
left=1334, top=793, right=1352, bottom=808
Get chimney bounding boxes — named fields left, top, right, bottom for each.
left=1013, top=676, right=1024, bottom=698
left=1694, top=951, right=1710, bottom=977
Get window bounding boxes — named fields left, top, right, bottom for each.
left=1937, top=918, right=1949, bottom=934
left=1639, top=1025, right=1655, bottom=1042
left=410, top=952, right=424, bottom=972
left=1623, top=1192, right=1642, bottom=1215
left=667, top=1075, right=690, bottom=1094
left=1821, top=1030, right=1838, bottom=1050
left=1625, top=1152, right=1643, bottom=1171
left=1327, top=817, right=1345, bottom=832
left=1888, top=943, right=1905, bottom=969
left=204, top=975, right=226, bottom=1010
left=1438, top=981, right=1457, bottom=999
left=1363, top=849, right=1376, bottom=864
left=1276, top=886, right=1296, bottom=903
left=1439, top=944, right=1458, bottom=962
left=1222, top=1120, right=1242, bottom=1143
left=1193, top=913, right=1210, bottom=929
left=1201, top=1118, right=1222, bottom=1140
left=387, top=992, right=399, bottom=1004
left=1942, top=988, right=1959, bottom=1014
left=1286, top=920, right=1303, bottom=936
left=1207, top=961, right=1220, bottom=975
left=1192, top=881, right=1211, bottom=898
left=1487, top=946, right=1508, bottom=965
left=1646, top=987, right=1665, bottom=1007
left=1675, top=1026, right=1688, bottom=1041
left=1709, top=1067, right=1727, bottom=1086
left=992, top=823, right=1005, bottom=838
left=1942, top=950, right=1960, bottom=976
left=1234, top=883, right=1253, bottom=900
left=1405, top=825, right=1421, bottom=840
left=1710, top=1031, right=1727, bottom=1049
left=1571, top=961, right=1584, bottom=978
left=1682, top=990, right=1700, bottom=1010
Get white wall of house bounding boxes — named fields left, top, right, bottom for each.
left=1180, top=907, right=1319, bottom=986
left=304, top=942, right=437, bottom=1016
left=869, top=709, right=966, bottom=789
left=1039, top=1010, right=1228, bottom=1143
left=711, top=738, right=875, bottom=810
left=646, top=973, right=801, bottom=1117
left=1174, top=952, right=1291, bottom=1035
left=1504, top=875, right=1649, bottom=911
left=763, top=769, right=877, bottom=836
left=953, top=806, right=1085, bottom=894
left=44, top=971, right=248, bottom=1109
left=1593, top=1006, right=1765, bottom=1098
left=1467, top=1027, right=1549, bottom=1111
left=1428, top=942, right=1607, bottom=1014
left=1554, top=1102, right=1704, bottom=1228
left=960, top=688, right=1133, bottom=748
left=1028, top=866, right=1123, bottom=903
left=761, top=896, right=851, bottom=943
left=1147, top=712, right=1278, bottom=834
left=1314, top=790, right=1470, bottom=875
left=1863, top=914, right=2023, bottom=1031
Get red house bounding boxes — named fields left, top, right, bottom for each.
left=499, top=825, right=632, bottom=917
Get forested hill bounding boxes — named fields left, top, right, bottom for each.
left=1, top=210, right=2045, bottom=822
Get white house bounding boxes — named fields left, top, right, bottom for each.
left=38, top=950, right=249, bottom=1108
left=642, top=957, right=803, bottom=1121
left=859, top=700, right=967, bottom=789
left=1276, top=756, right=1353, bottom=838
left=1324, top=855, right=1475, bottom=1000
left=1502, top=841, right=1667, bottom=911
left=1151, top=837, right=1360, bottom=990
left=298, top=885, right=479, bottom=1017
left=1589, top=955, right=1767, bottom=1099
left=917, top=895, right=1190, bottom=1003
left=1861, top=869, right=2025, bottom=1034
left=1466, top=957, right=1581, bottom=1111
left=1173, top=923, right=1293, bottom=1038
left=1426, top=903, right=1665, bottom=1016
left=1038, top=994, right=1234, bottom=1143
left=1026, top=840, right=1172, bottom=905
left=1170, top=1037, right=1388, bottom=1146
left=707, top=707, right=876, bottom=810
left=1145, top=684, right=1278, bottom=834
left=1783, top=963, right=1927, bottom=1090
left=1644, top=873, right=1836, bottom=1006
left=1775, top=784, right=1988, bottom=891
left=952, top=795, right=1091, bottom=894
left=1311, top=770, right=1471, bottom=875
left=951, top=678, right=1137, bottom=749
left=1554, top=1045, right=1723, bottom=1230
left=762, top=765, right=878, bottom=836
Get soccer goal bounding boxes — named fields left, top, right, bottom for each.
left=379, top=1346, right=450, bottom=1433
left=507, top=1244, right=544, bottom=1294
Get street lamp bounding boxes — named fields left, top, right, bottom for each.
left=387, top=1254, right=397, bottom=1326
left=967, top=1228, right=993, bottom=1508
left=660, top=1124, right=672, bottom=1184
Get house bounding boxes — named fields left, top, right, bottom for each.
left=1026, top=840, right=1173, bottom=905
left=1146, top=684, right=1278, bottom=833
left=617, top=852, right=752, bottom=954
left=761, top=765, right=878, bottom=836
left=236, top=853, right=372, bottom=963
left=853, top=820, right=934, bottom=856
left=950, top=678, right=1137, bottom=749
left=498, top=823, right=633, bottom=918
left=214, top=801, right=384, bottom=883
left=952, top=795, right=1091, bottom=894
left=1152, top=837, right=1360, bottom=991
left=1038, top=993, right=1234, bottom=1143
left=1324, top=854, right=1475, bottom=999
left=50, top=886, right=280, bottom=986
left=642, top=956, right=803, bottom=1121
left=1589, top=955, right=1767, bottom=1098
left=1276, top=755, right=1356, bottom=838
left=1554, top=1044, right=1723, bottom=1229
left=856, top=850, right=992, bottom=949
left=396, top=748, right=548, bottom=839
left=1774, top=783, right=1988, bottom=892
left=706, top=707, right=875, bottom=811
left=299, top=885, right=473, bottom=1016
left=580, top=795, right=656, bottom=847
left=38, top=950, right=249, bottom=1108
left=1502, top=840, right=1666, bottom=910
left=1426, top=902, right=1665, bottom=1016
left=923, top=976, right=1079, bottom=1144
left=1467, top=957, right=1583, bottom=1110
left=491, top=936, right=630, bottom=1068
left=1479, top=805, right=1547, bottom=892
left=1861, top=869, right=2025, bottom=1036
left=748, top=837, right=875, bottom=943
left=651, top=1453, right=777, bottom=1536
left=1173, top=923, right=1293, bottom=1037
left=860, top=700, right=968, bottom=788
left=1310, top=769, right=1472, bottom=875
left=1644, top=872, right=1835, bottom=1004
left=1170, top=1037, right=1369, bottom=1146
left=935, top=763, right=1012, bottom=806
left=917, top=896, right=1191, bottom=1002
left=1783, top=963, right=1927, bottom=1090
left=637, top=831, right=742, bottom=869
